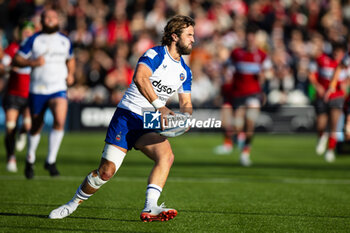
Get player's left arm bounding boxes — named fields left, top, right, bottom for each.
left=178, top=93, right=192, bottom=115
left=66, top=57, right=75, bottom=86
left=65, top=37, right=75, bottom=86
left=66, top=58, right=75, bottom=86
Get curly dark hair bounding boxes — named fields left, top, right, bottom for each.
left=161, top=15, right=195, bottom=46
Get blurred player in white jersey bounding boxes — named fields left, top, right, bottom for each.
left=49, top=15, right=194, bottom=222
left=13, top=9, right=75, bottom=178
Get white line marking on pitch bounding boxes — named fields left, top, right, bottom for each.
left=1, top=175, right=350, bottom=185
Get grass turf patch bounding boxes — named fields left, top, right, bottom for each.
left=1, top=132, right=350, bottom=232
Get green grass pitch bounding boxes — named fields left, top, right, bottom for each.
left=1, top=132, right=350, bottom=232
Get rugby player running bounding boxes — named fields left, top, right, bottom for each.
left=49, top=15, right=195, bottom=222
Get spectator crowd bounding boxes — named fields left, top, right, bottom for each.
left=0, top=0, right=349, bottom=107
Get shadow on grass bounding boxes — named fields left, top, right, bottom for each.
left=0, top=202, right=141, bottom=223
left=0, top=212, right=47, bottom=218
left=0, top=211, right=140, bottom=222
left=0, top=202, right=138, bottom=212
left=0, top=225, right=145, bottom=233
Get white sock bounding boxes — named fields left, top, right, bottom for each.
left=71, top=185, right=92, bottom=205
left=27, top=134, right=41, bottom=164
left=144, top=184, right=162, bottom=210
left=47, top=129, right=64, bottom=164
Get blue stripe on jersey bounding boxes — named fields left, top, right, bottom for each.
left=236, top=62, right=261, bottom=74
left=59, top=32, right=73, bottom=57
left=180, top=57, right=192, bottom=92
left=18, top=32, right=42, bottom=56
left=137, top=46, right=165, bottom=73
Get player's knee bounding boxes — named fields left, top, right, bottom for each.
left=23, top=117, right=32, bottom=127
left=168, top=153, right=174, bottom=166
left=87, top=170, right=108, bottom=189
left=6, top=121, right=16, bottom=131
left=159, top=152, right=174, bottom=167
left=233, top=117, right=244, bottom=130
left=246, top=108, right=259, bottom=122
left=102, top=144, right=126, bottom=174
left=98, top=169, right=114, bottom=181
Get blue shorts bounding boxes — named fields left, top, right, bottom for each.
left=105, top=107, right=154, bottom=150
left=29, top=91, right=67, bottom=115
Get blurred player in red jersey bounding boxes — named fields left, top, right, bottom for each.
left=0, top=21, right=35, bottom=172
left=309, top=42, right=348, bottom=162
left=213, top=68, right=246, bottom=155
left=227, top=24, right=273, bottom=166
left=316, top=42, right=350, bottom=162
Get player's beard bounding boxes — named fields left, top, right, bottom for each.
left=176, top=39, right=192, bottom=55
left=42, top=24, right=59, bottom=34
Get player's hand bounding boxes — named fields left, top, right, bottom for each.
left=324, top=87, right=335, bottom=102
left=158, top=106, right=174, bottom=130
left=182, top=112, right=192, bottom=133
left=66, top=73, right=74, bottom=86
left=316, top=85, right=325, bottom=97
left=30, top=56, right=45, bottom=67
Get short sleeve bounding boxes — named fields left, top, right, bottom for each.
left=68, top=39, right=73, bottom=59
left=138, top=48, right=164, bottom=73
left=178, top=61, right=192, bottom=93
left=17, top=34, right=37, bottom=59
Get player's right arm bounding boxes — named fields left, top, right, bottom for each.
left=13, top=54, right=45, bottom=68
left=133, top=63, right=174, bottom=128
left=12, top=34, right=45, bottom=68
left=66, top=58, right=75, bottom=86
left=309, top=72, right=325, bottom=97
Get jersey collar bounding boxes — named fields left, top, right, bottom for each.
left=165, top=46, right=180, bottom=63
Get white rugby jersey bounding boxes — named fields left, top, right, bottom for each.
left=118, top=46, right=192, bottom=115
left=18, top=32, right=73, bottom=94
